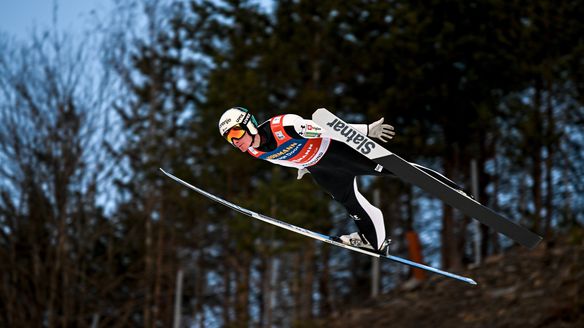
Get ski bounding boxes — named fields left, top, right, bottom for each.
left=312, top=108, right=542, bottom=249
left=160, top=168, right=477, bottom=285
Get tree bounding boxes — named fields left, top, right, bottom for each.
left=0, top=24, right=116, bottom=328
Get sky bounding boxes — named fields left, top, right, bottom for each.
left=0, top=0, right=274, bottom=40
left=0, top=0, right=112, bottom=39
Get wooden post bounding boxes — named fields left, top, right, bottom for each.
left=405, top=231, right=426, bottom=281
left=173, top=269, right=184, bottom=328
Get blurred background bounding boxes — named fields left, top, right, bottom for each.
left=0, top=0, right=583, bottom=327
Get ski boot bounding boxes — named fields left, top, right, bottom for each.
left=335, top=232, right=392, bottom=255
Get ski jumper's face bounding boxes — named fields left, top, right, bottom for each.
left=232, top=131, right=253, bottom=152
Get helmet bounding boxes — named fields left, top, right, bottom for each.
left=218, top=107, right=259, bottom=137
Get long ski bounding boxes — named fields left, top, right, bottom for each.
left=160, top=168, right=477, bottom=285
left=312, top=108, right=542, bottom=249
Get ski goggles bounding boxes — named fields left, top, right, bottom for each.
left=223, top=125, right=247, bottom=144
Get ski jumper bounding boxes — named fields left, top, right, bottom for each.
left=248, top=114, right=464, bottom=250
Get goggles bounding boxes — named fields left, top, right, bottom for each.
left=223, top=125, right=247, bottom=144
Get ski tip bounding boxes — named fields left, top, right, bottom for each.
left=159, top=168, right=174, bottom=179
left=467, top=278, right=478, bottom=286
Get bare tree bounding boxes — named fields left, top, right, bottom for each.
left=0, top=15, right=117, bottom=327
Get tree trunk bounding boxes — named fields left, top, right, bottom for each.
left=291, top=253, right=301, bottom=324
left=544, top=80, right=555, bottom=238
left=531, top=81, right=544, bottom=233
left=441, top=161, right=462, bottom=271
left=261, top=255, right=273, bottom=328
left=301, top=243, right=316, bottom=319
left=193, top=249, right=205, bottom=327
left=491, top=151, right=501, bottom=254
left=144, top=209, right=153, bottom=328
left=318, top=246, right=332, bottom=317
left=441, top=205, right=462, bottom=270
left=235, top=253, right=250, bottom=326
left=222, top=261, right=232, bottom=326
left=153, top=220, right=164, bottom=326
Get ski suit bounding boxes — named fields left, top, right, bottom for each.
left=247, top=114, right=464, bottom=250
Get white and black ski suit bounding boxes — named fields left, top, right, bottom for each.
left=247, top=113, right=464, bottom=250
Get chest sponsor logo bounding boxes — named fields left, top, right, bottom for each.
left=291, top=144, right=314, bottom=163
left=275, top=131, right=285, bottom=140
left=266, top=142, right=303, bottom=160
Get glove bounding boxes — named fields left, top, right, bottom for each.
left=368, top=118, right=395, bottom=143
left=297, top=168, right=309, bottom=180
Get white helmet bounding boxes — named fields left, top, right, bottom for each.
left=218, top=107, right=259, bottom=136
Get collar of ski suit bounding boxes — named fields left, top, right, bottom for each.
left=246, top=114, right=330, bottom=168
